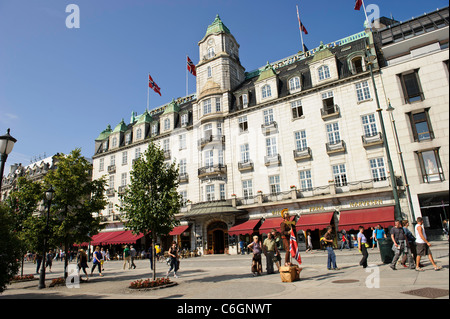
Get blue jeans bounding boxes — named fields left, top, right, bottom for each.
left=326, top=247, right=337, bottom=269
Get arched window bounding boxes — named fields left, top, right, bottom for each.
left=207, top=47, right=215, bottom=59
left=262, top=84, right=272, bottom=99
left=318, top=65, right=331, bottom=81
left=289, top=76, right=301, bottom=91
left=351, top=57, right=364, bottom=74
left=164, top=118, right=170, bottom=131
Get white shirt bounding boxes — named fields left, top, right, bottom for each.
left=415, top=223, right=427, bottom=244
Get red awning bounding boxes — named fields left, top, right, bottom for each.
left=228, top=219, right=261, bottom=236
left=259, top=216, right=295, bottom=234
left=338, top=206, right=395, bottom=230
left=169, top=225, right=190, bottom=236
left=296, top=212, right=335, bottom=231
left=106, top=230, right=145, bottom=245
left=91, top=231, right=126, bottom=246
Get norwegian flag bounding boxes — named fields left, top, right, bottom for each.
left=354, top=0, right=363, bottom=10
left=148, top=74, right=161, bottom=96
left=296, top=6, right=308, bottom=35
left=289, top=228, right=302, bottom=264
left=187, top=56, right=196, bottom=76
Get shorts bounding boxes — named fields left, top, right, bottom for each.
left=416, top=243, right=430, bottom=256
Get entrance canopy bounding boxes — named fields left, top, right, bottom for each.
left=169, top=225, right=190, bottom=236
left=338, top=206, right=395, bottom=231
left=228, top=218, right=261, bottom=236
left=296, top=212, right=335, bottom=231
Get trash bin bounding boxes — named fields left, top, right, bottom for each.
left=378, top=238, right=394, bottom=264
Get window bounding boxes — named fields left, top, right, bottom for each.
left=181, top=113, right=189, bottom=126
left=206, top=185, right=215, bottom=201
left=361, top=114, right=377, bottom=137
left=220, top=184, right=225, bottom=200
left=318, top=65, right=331, bottom=80
left=163, top=138, right=170, bottom=152
left=164, top=118, right=170, bottom=131
left=326, top=122, right=341, bottom=145
left=112, top=137, right=118, bottom=148
left=102, top=141, right=108, bottom=152
left=110, top=155, right=115, bottom=166
left=291, top=100, right=303, bottom=119
left=238, top=116, right=248, bottom=132
left=122, top=151, right=128, bottom=165
left=121, top=173, right=127, bottom=186
left=179, top=134, right=186, bottom=150
left=262, top=84, right=272, bottom=99
left=240, top=144, right=250, bottom=162
left=417, top=149, right=445, bottom=183
left=294, top=130, right=308, bottom=151
left=356, top=81, right=371, bottom=102
left=399, top=70, right=424, bottom=103
left=289, top=76, right=301, bottom=91
left=215, top=98, right=221, bottom=112
left=179, top=159, right=187, bottom=175
left=125, top=133, right=132, bottom=145
left=263, top=109, right=274, bottom=125
left=266, top=137, right=277, bottom=157
left=332, top=164, right=347, bottom=187
left=369, top=158, right=387, bottom=182
left=207, top=47, right=215, bottom=59
left=207, top=66, right=212, bottom=78
left=204, top=123, right=212, bottom=138
left=136, top=128, right=142, bottom=139
left=108, top=202, right=113, bottom=215
left=218, top=149, right=224, bottom=165
left=203, top=99, right=212, bottom=115
left=409, top=110, right=434, bottom=142
left=109, top=175, right=115, bottom=189
left=240, top=94, right=248, bottom=108
left=179, top=190, right=188, bottom=206
left=204, top=150, right=213, bottom=167
left=134, top=148, right=140, bottom=159
left=242, top=180, right=253, bottom=198
left=299, top=170, right=312, bottom=191
left=152, top=124, right=158, bottom=135
left=269, top=175, right=281, bottom=195
left=351, top=57, right=364, bottom=74
left=217, top=122, right=222, bottom=135
left=322, top=91, right=335, bottom=113
left=99, top=158, right=104, bottom=171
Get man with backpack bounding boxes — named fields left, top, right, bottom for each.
left=390, top=220, right=414, bottom=270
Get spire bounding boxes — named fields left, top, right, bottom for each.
left=205, top=14, right=230, bottom=37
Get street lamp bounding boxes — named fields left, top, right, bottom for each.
left=364, top=41, right=402, bottom=221
left=0, top=128, right=17, bottom=194
left=38, top=185, right=55, bottom=289
left=386, top=101, right=416, bottom=226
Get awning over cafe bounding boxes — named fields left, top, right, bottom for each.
left=338, top=206, right=395, bottom=230
left=228, top=218, right=262, bottom=236
left=259, top=216, right=295, bottom=234
left=106, top=230, right=145, bottom=245
left=296, top=212, right=335, bottom=231
left=169, top=225, right=190, bottom=236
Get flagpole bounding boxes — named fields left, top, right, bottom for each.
left=296, top=5, right=305, bottom=52
left=186, top=55, right=188, bottom=97
left=361, top=0, right=372, bottom=30
left=147, top=72, right=150, bottom=111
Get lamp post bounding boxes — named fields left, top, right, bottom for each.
left=0, top=128, right=17, bottom=194
left=364, top=41, right=402, bottom=221
left=38, top=186, right=55, bottom=289
left=386, top=101, right=416, bottom=226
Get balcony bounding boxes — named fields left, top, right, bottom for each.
left=238, top=160, right=254, bottom=172
left=326, top=140, right=346, bottom=155
left=106, top=188, right=115, bottom=197
left=321, top=105, right=340, bottom=120
left=362, top=133, right=383, bottom=148
left=198, top=164, right=227, bottom=178
left=179, top=172, right=189, bottom=183
left=198, top=135, right=225, bottom=149
left=293, top=147, right=312, bottom=161
left=261, top=121, right=278, bottom=135
left=264, top=154, right=281, bottom=166
left=107, top=165, right=116, bottom=174
left=163, top=150, right=171, bottom=160
left=118, top=185, right=127, bottom=195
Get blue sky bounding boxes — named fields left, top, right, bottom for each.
left=0, top=0, right=448, bottom=170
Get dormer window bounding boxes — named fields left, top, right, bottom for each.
left=240, top=94, right=248, bottom=108
left=289, top=76, right=301, bottom=92
left=125, top=133, right=132, bottom=145
left=151, top=124, right=158, bottom=136
left=262, top=84, right=272, bottom=99
left=181, top=113, right=189, bottom=127
left=112, top=137, right=118, bottom=148
left=164, top=118, right=170, bottom=131
left=136, top=128, right=142, bottom=139
left=318, top=65, right=331, bottom=81
left=351, top=57, right=364, bottom=74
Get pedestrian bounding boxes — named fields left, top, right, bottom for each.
left=339, top=230, right=349, bottom=250
left=248, top=235, right=263, bottom=276
left=34, top=252, right=43, bottom=274
left=166, top=241, right=180, bottom=278
left=91, top=246, right=104, bottom=276
left=401, top=220, right=417, bottom=269
left=263, top=232, right=279, bottom=274
left=280, top=211, right=296, bottom=265
left=443, top=219, right=449, bottom=241
left=148, top=245, right=154, bottom=270
left=370, top=227, right=377, bottom=249
left=357, top=226, right=369, bottom=268
left=270, top=229, right=282, bottom=271
left=123, top=245, right=131, bottom=270
left=415, top=217, right=442, bottom=271
left=100, top=247, right=106, bottom=271
left=77, top=249, right=89, bottom=281
left=389, top=220, right=414, bottom=270
left=239, top=239, right=245, bottom=255
left=374, top=224, right=387, bottom=249
left=105, top=249, right=110, bottom=261
left=130, top=245, right=137, bottom=269
left=323, top=226, right=339, bottom=270
left=306, top=231, right=313, bottom=253
left=45, top=249, right=54, bottom=272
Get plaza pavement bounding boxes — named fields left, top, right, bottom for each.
left=1, top=241, right=448, bottom=300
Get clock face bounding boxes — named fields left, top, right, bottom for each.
left=207, top=38, right=215, bottom=46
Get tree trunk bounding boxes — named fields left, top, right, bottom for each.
left=64, top=238, right=69, bottom=279
left=152, top=232, right=156, bottom=281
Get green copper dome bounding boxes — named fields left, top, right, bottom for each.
left=135, top=110, right=152, bottom=124
left=96, top=124, right=112, bottom=141
left=256, top=62, right=276, bottom=82
left=112, top=119, right=128, bottom=133
left=163, top=99, right=180, bottom=115
left=205, top=14, right=230, bottom=37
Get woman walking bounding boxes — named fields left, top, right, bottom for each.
left=166, top=242, right=180, bottom=278
left=247, top=235, right=263, bottom=276
left=91, top=246, right=103, bottom=277
left=358, top=226, right=369, bottom=268
left=77, top=249, right=89, bottom=281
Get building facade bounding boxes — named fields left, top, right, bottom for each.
left=91, top=9, right=449, bottom=254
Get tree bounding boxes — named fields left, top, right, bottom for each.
left=119, top=141, right=181, bottom=280
left=43, top=148, right=107, bottom=278
left=0, top=203, right=22, bottom=293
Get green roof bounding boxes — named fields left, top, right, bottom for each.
left=163, top=99, right=180, bottom=115
left=205, top=15, right=230, bottom=37
left=256, top=62, right=276, bottom=82
left=112, top=119, right=128, bottom=133
left=135, top=110, right=152, bottom=124
left=96, top=125, right=112, bottom=141
left=310, top=41, right=334, bottom=63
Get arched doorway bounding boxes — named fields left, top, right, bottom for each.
left=207, top=221, right=228, bottom=254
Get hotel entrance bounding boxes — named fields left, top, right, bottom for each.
left=206, top=221, right=229, bottom=254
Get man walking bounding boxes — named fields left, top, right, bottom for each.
left=415, top=217, right=442, bottom=271
left=130, top=245, right=137, bottom=269
left=323, top=226, right=339, bottom=270
left=390, top=220, right=414, bottom=270
left=263, top=232, right=279, bottom=274
left=123, top=245, right=131, bottom=270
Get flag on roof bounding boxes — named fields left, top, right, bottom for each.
left=354, top=0, right=363, bottom=10
left=187, top=56, right=196, bottom=76
left=148, top=74, right=161, bottom=96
